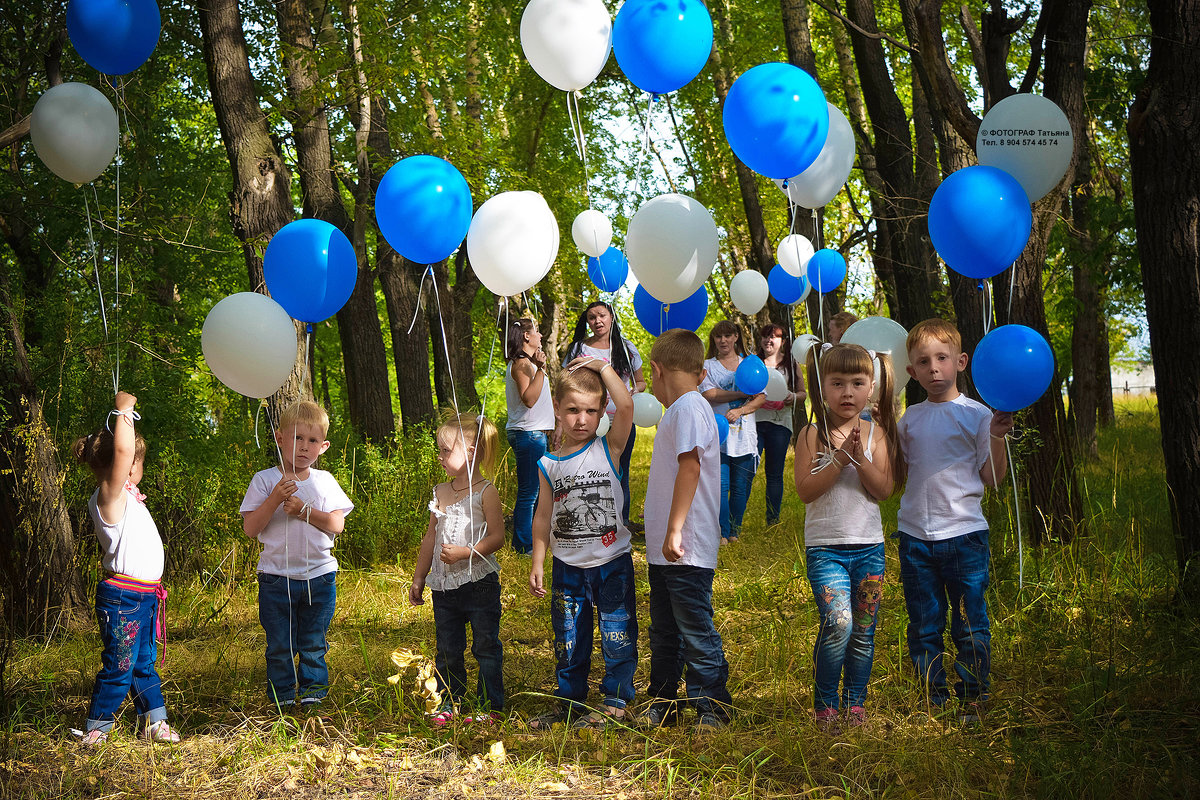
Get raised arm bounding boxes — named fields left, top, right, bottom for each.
left=511, top=352, right=548, bottom=409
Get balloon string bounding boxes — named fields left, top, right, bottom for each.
left=113, top=77, right=125, bottom=392
left=82, top=190, right=117, bottom=395
left=479, top=302, right=504, bottom=419
left=982, top=281, right=994, bottom=336
left=811, top=208, right=821, bottom=251
left=263, top=408, right=301, bottom=686
left=566, top=90, right=593, bottom=208
left=1008, top=438, right=1023, bottom=591
left=406, top=265, right=434, bottom=335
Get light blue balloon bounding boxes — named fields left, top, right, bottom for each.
left=928, top=165, right=1032, bottom=279
left=68, top=0, right=161, bottom=75
left=768, top=264, right=808, bottom=305
left=807, top=249, right=847, bottom=294
left=633, top=284, right=708, bottom=336
left=722, top=63, right=829, bottom=179
left=263, top=219, right=358, bottom=324
left=375, top=155, right=473, bottom=265
left=612, top=0, right=714, bottom=94
left=971, top=324, right=1054, bottom=411
left=587, top=247, right=629, bottom=293
left=735, top=355, right=769, bottom=395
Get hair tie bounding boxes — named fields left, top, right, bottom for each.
left=820, top=342, right=833, bottom=353
left=867, top=349, right=877, bottom=360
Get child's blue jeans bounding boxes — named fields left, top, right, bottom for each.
left=432, top=572, right=505, bottom=712
left=898, top=530, right=992, bottom=704
left=86, top=581, right=167, bottom=732
left=806, top=543, right=885, bottom=711
left=719, top=452, right=756, bottom=540
left=257, top=571, right=337, bottom=705
left=550, top=553, right=638, bottom=710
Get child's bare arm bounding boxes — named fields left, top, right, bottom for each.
left=529, top=472, right=554, bottom=597
left=242, top=477, right=296, bottom=538
left=980, top=411, right=1014, bottom=487
left=854, top=428, right=895, bottom=501
left=96, top=392, right=138, bottom=519
left=663, top=449, right=701, bottom=562
left=567, top=357, right=634, bottom=462
left=281, top=497, right=345, bottom=534
left=409, top=513, right=439, bottom=606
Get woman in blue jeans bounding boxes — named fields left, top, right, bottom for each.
left=505, top=317, right=555, bottom=553
left=700, top=320, right=766, bottom=543
left=755, top=324, right=806, bottom=525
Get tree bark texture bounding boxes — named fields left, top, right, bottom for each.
left=1128, top=0, right=1200, bottom=597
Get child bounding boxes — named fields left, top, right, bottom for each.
left=73, top=391, right=180, bottom=744
left=241, top=400, right=353, bottom=709
left=527, top=356, right=637, bottom=730
left=409, top=413, right=506, bottom=723
left=794, top=344, right=903, bottom=731
left=827, top=311, right=858, bottom=344
left=639, top=329, right=732, bottom=731
left=898, top=319, right=1013, bottom=718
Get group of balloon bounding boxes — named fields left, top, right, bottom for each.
left=35, top=0, right=1061, bottom=415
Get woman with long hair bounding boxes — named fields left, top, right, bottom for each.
left=504, top=317, right=555, bottom=554
left=755, top=324, right=807, bottom=526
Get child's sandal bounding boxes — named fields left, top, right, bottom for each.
left=527, top=708, right=569, bottom=731
left=571, top=709, right=626, bottom=731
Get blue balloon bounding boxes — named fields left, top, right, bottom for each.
left=807, top=249, right=847, bottom=294
left=971, top=324, right=1055, bottom=412
left=612, top=0, right=714, bottom=95
left=633, top=284, right=708, bottom=336
left=928, top=165, right=1032, bottom=279
left=376, top=155, right=473, bottom=265
left=768, top=264, right=808, bottom=305
left=714, top=412, right=730, bottom=445
left=722, top=63, right=829, bottom=179
left=735, top=355, right=769, bottom=395
left=263, top=220, right=358, bottom=324
left=68, top=0, right=161, bottom=75
left=587, top=247, right=629, bottom=293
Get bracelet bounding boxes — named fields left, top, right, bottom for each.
left=990, top=434, right=1006, bottom=441
left=105, top=408, right=140, bottom=432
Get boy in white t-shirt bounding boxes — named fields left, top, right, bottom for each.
left=638, top=329, right=731, bottom=731
left=242, top=401, right=353, bottom=709
left=898, top=319, right=1013, bottom=718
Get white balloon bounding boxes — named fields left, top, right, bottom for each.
left=976, top=93, right=1073, bottom=202
left=467, top=191, right=560, bottom=297
left=841, top=316, right=911, bottom=396
left=202, top=293, right=298, bottom=399
left=571, top=208, right=613, bottom=258
left=520, top=0, right=612, bottom=92
left=632, top=392, right=664, bottom=427
left=30, top=82, right=118, bottom=184
left=792, top=333, right=820, bottom=364
left=626, top=193, right=719, bottom=304
left=595, top=413, right=611, bottom=438
left=772, top=104, right=857, bottom=209
left=777, top=234, right=815, bottom=277
left=764, top=369, right=789, bottom=402
left=729, top=269, right=769, bottom=315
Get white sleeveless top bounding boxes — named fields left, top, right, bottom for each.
left=537, top=437, right=631, bottom=568
left=505, top=361, right=555, bottom=431
left=803, top=424, right=884, bottom=547
left=428, top=481, right=500, bottom=592
left=88, top=485, right=165, bottom=582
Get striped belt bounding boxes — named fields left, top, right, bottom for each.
left=104, top=573, right=169, bottom=662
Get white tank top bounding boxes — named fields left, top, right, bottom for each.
left=505, top=361, right=555, bottom=431
left=803, top=423, right=884, bottom=547
left=88, top=485, right=165, bottom=581
left=428, top=481, right=500, bottom=592
left=537, top=437, right=631, bottom=568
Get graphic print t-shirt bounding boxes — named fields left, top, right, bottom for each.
left=537, top=437, right=631, bottom=568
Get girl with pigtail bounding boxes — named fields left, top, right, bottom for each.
left=793, top=343, right=904, bottom=733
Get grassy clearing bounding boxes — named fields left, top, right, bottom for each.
left=3, top=398, right=1198, bottom=798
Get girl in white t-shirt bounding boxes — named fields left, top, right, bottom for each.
left=409, top=413, right=506, bottom=724
left=794, top=344, right=903, bottom=732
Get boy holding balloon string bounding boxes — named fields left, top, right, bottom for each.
left=896, top=319, right=1012, bottom=721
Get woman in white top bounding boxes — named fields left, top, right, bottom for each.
left=700, top=320, right=766, bottom=543
left=562, top=302, right=646, bottom=531
left=755, top=323, right=807, bottom=526
left=505, top=317, right=555, bottom=554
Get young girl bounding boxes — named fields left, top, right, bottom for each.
left=73, top=391, right=180, bottom=744
left=409, top=413, right=506, bottom=724
left=794, top=344, right=903, bottom=732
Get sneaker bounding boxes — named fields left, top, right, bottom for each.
left=142, top=721, right=180, bottom=743
left=634, top=704, right=677, bottom=729
left=959, top=701, right=986, bottom=724
left=695, top=712, right=727, bottom=732
left=300, top=697, right=324, bottom=709
left=80, top=729, right=108, bottom=746
left=527, top=707, right=570, bottom=731
left=815, top=707, right=840, bottom=734
left=428, top=708, right=456, bottom=727
left=464, top=711, right=503, bottom=725
left=844, top=706, right=867, bottom=728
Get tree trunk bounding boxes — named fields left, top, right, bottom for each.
left=1128, top=0, right=1200, bottom=599
left=1069, top=140, right=1102, bottom=459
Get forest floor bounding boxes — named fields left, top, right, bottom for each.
left=3, top=398, right=1198, bottom=798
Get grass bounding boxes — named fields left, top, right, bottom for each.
left=3, top=397, right=1198, bottom=798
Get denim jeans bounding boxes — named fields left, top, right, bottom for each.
left=756, top=421, right=791, bottom=524
left=618, top=423, right=636, bottom=523
left=646, top=564, right=732, bottom=719
left=719, top=453, right=756, bottom=540
left=507, top=428, right=547, bottom=554
left=258, top=571, right=337, bottom=705
left=432, top=571, right=505, bottom=712
left=807, top=544, right=886, bottom=711
left=550, top=553, right=638, bottom=710
left=898, top=530, right=992, bottom=703
left=86, top=581, right=167, bottom=732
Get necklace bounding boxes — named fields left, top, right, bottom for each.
left=449, top=476, right=475, bottom=493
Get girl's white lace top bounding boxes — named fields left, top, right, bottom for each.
left=427, top=481, right=500, bottom=592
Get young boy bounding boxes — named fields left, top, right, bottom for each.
left=639, top=329, right=731, bottom=731
left=528, top=357, right=637, bottom=729
left=241, top=401, right=353, bottom=709
left=899, top=319, right=1013, bottom=718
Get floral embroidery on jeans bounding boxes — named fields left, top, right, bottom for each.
left=116, top=618, right=140, bottom=672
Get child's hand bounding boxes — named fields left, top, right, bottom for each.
left=662, top=530, right=685, bottom=562
left=439, top=544, right=470, bottom=564
left=270, top=478, right=297, bottom=505
left=566, top=355, right=609, bottom=375
left=990, top=411, right=1015, bottom=438
left=115, top=391, right=137, bottom=412
left=529, top=564, right=546, bottom=597
left=845, top=425, right=864, bottom=461
left=408, top=581, right=425, bottom=606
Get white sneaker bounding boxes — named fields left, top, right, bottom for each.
left=142, top=720, right=180, bottom=743
left=79, top=729, right=108, bottom=746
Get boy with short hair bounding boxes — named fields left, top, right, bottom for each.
left=899, top=319, right=1013, bottom=718
left=639, top=329, right=731, bottom=731
left=242, top=401, right=353, bottom=708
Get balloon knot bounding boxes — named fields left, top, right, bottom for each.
left=651, top=93, right=661, bottom=103
left=782, top=179, right=789, bottom=189
left=305, top=323, right=314, bottom=334
left=977, top=282, right=985, bottom=292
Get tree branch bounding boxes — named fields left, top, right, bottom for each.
left=813, top=0, right=918, bottom=55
